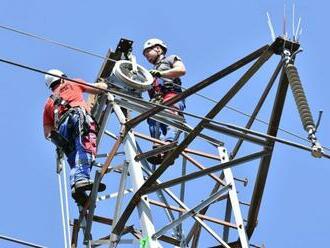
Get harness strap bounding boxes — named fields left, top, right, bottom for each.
left=50, top=94, right=71, bottom=129
left=57, top=107, right=98, bottom=136
left=50, top=94, right=98, bottom=136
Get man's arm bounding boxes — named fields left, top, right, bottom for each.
left=86, top=81, right=108, bottom=110
left=83, top=81, right=108, bottom=95
left=151, top=60, right=186, bottom=79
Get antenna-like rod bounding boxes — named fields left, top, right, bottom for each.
left=283, top=3, right=288, bottom=38
left=292, top=3, right=296, bottom=40
left=298, top=27, right=303, bottom=41
left=295, top=17, right=302, bottom=41
left=266, top=12, right=276, bottom=41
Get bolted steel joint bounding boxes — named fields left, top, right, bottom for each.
left=311, top=143, right=323, bottom=158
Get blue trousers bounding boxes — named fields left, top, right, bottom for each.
left=58, top=109, right=93, bottom=187
left=147, top=100, right=185, bottom=142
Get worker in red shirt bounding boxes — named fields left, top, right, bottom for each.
left=143, top=38, right=186, bottom=165
left=43, top=69, right=107, bottom=206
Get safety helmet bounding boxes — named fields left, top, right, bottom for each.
left=45, top=69, right=65, bottom=88
left=143, top=38, right=167, bottom=54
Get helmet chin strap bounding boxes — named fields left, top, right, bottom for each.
left=152, top=52, right=164, bottom=65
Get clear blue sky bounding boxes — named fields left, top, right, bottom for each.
left=0, top=1, right=329, bottom=247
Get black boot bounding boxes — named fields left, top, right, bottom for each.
left=146, top=144, right=164, bottom=165
left=71, top=188, right=89, bottom=206
left=74, top=180, right=106, bottom=192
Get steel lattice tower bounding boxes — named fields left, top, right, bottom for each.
left=60, top=37, right=330, bottom=248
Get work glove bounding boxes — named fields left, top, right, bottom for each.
left=149, top=69, right=163, bottom=78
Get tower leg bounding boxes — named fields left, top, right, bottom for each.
left=218, top=146, right=249, bottom=248
left=113, top=102, right=161, bottom=248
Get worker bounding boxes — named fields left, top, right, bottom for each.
left=143, top=38, right=186, bottom=164
left=43, top=69, right=107, bottom=206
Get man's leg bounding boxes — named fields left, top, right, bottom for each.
left=147, top=118, right=161, bottom=139
left=160, top=100, right=186, bottom=165
left=65, top=112, right=106, bottom=203
left=164, top=100, right=185, bottom=142
left=58, top=117, right=89, bottom=206
left=74, top=136, right=93, bottom=183
left=146, top=118, right=164, bottom=165
left=65, top=150, right=88, bottom=206
left=73, top=120, right=106, bottom=192
left=58, top=116, right=77, bottom=187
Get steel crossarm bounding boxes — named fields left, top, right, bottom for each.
left=207, top=121, right=330, bottom=159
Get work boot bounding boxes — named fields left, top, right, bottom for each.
left=146, top=142, right=177, bottom=166
left=71, top=188, right=89, bottom=206
left=163, top=151, right=175, bottom=166
left=163, top=140, right=176, bottom=166
left=74, top=179, right=106, bottom=192
left=146, top=144, right=164, bottom=165
left=146, top=153, right=164, bottom=165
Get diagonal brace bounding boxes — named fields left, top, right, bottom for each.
left=152, top=184, right=232, bottom=239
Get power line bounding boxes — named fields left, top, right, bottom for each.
left=0, top=56, right=222, bottom=130
left=174, top=82, right=314, bottom=145
left=0, top=23, right=328, bottom=152
left=0, top=234, right=46, bottom=248
left=0, top=24, right=309, bottom=142
left=0, top=24, right=117, bottom=63
left=0, top=23, right=318, bottom=148
left=1, top=55, right=329, bottom=156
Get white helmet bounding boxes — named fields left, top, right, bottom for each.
left=45, top=69, right=65, bottom=88
left=143, top=38, right=167, bottom=54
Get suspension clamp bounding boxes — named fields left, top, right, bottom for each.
left=308, top=129, right=323, bottom=158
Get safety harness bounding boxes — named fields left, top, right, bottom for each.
left=148, top=79, right=164, bottom=104
left=48, top=94, right=96, bottom=155
left=49, top=94, right=71, bottom=129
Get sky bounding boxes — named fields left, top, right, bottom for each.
left=0, top=1, right=329, bottom=247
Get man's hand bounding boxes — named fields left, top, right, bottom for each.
left=149, top=70, right=163, bottom=78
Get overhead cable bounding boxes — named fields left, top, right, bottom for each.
left=0, top=24, right=328, bottom=151
left=0, top=235, right=46, bottom=248
left=0, top=24, right=117, bottom=63
left=0, top=23, right=315, bottom=146
left=0, top=56, right=329, bottom=156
